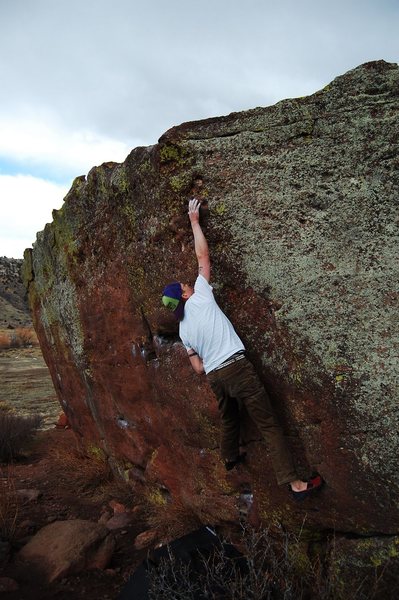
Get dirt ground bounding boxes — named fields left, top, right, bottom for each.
left=0, top=347, right=149, bottom=599
left=0, top=346, right=60, bottom=429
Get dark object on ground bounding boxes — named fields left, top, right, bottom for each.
left=117, top=526, right=243, bottom=600
left=225, top=452, right=247, bottom=471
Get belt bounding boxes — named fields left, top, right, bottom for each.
left=212, top=351, right=246, bottom=372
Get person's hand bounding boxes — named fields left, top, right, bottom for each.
left=188, top=198, right=201, bottom=224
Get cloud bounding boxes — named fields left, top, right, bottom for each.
left=0, top=0, right=397, bottom=258
left=0, top=174, right=69, bottom=258
left=0, top=115, right=136, bottom=181
left=1, top=0, right=397, bottom=144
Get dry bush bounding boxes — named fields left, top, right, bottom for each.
left=15, top=327, right=38, bottom=347
left=148, top=523, right=389, bottom=600
left=0, top=412, right=43, bottom=462
left=148, top=547, right=203, bottom=600
left=101, top=476, right=137, bottom=506
left=148, top=523, right=311, bottom=600
left=49, top=443, right=115, bottom=499
left=0, top=466, right=19, bottom=541
left=0, top=332, right=12, bottom=349
left=147, top=497, right=204, bottom=540
left=0, top=327, right=39, bottom=349
left=146, top=486, right=237, bottom=541
left=45, top=441, right=138, bottom=505
left=8, top=332, right=22, bottom=348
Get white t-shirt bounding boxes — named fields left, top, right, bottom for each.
left=179, top=275, right=245, bottom=374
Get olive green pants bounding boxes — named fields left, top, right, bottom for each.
left=207, top=357, right=297, bottom=486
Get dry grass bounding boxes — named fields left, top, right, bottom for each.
left=48, top=444, right=113, bottom=497
left=0, top=466, right=19, bottom=541
left=102, top=477, right=137, bottom=506
left=147, top=497, right=204, bottom=540
left=47, top=443, right=136, bottom=505
left=145, top=487, right=237, bottom=541
left=0, top=327, right=39, bottom=350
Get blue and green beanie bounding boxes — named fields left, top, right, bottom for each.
left=162, top=282, right=185, bottom=321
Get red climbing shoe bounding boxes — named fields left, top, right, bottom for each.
left=290, top=473, right=324, bottom=501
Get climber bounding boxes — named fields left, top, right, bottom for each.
left=161, top=198, right=323, bottom=500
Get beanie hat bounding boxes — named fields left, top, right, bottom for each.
left=162, top=282, right=185, bottom=321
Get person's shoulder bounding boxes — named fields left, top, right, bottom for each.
left=194, top=274, right=213, bottom=293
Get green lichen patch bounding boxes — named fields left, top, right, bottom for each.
left=111, top=165, right=130, bottom=194
left=138, top=157, right=153, bottom=175
left=159, top=143, right=188, bottom=166
left=169, top=172, right=191, bottom=193
left=147, top=485, right=169, bottom=507
left=213, top=201, right=227, bottom=216
left=86, top=443, right=107, bottom=461
left=120, top=202, right=137, bottom=229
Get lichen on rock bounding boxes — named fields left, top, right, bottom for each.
left=23, top=61, right=399, bottom=544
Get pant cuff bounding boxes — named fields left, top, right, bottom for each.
left=277, top=473, right=298, bottom=486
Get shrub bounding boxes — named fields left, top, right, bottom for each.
left=148, top=523, right=312, bottom=600
left=38, top=438, right=136, bottom=504
left=146, top=496, right=203, bottom=540
left=8, top=333, right=21, bottom=348
left=147, top=523, right=379, bottom=600
left=147, top=523, right=398, bottom=600
left=0, top=328, right=39, bottom=350
left=0, top=467, right=19, bottom=542
left=14, top=327, right=38, bottom=347
left=0, top=412, right=43, bottom=462
left=0, top=333, right=11, bottom=350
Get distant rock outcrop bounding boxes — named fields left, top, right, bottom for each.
left=0, top=257, right=31, bottom=328
left=23, top=59, right=399, bottom=551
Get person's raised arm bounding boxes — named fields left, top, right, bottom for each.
left=188, top=198, right=210, bottom=282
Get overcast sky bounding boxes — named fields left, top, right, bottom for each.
left=0, top=0, right=398, bottom=258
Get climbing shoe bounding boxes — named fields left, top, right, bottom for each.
left=290, top=473, right=324, bottom=501
left=225, top=453, right=247, bottom=471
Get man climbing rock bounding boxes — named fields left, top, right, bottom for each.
left=162, top=199, right=323, bottom=500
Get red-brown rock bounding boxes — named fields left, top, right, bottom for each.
left=18, top=519, right=115, bottom=582
left=134, top=529, right=159, bottom=550
left=55, top=412, right=70, bottom=429
left=105, top=512, right=135, bottom=531
left=22, top=61, right=399, bottom=542
left=109, top=500, right=129, bottom=514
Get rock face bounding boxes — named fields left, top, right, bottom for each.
left=23, top=61, right=399, bottom=538
left=0, top=257, right=31, bottom=327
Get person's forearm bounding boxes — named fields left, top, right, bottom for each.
left=191, top=221, right=209, bottom=259
left=190, top=355, right=205, bottom=374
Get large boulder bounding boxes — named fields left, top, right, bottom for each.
left=23, top=61, right=399, bottom=537
left=18, top=520, right=115, bottom=582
